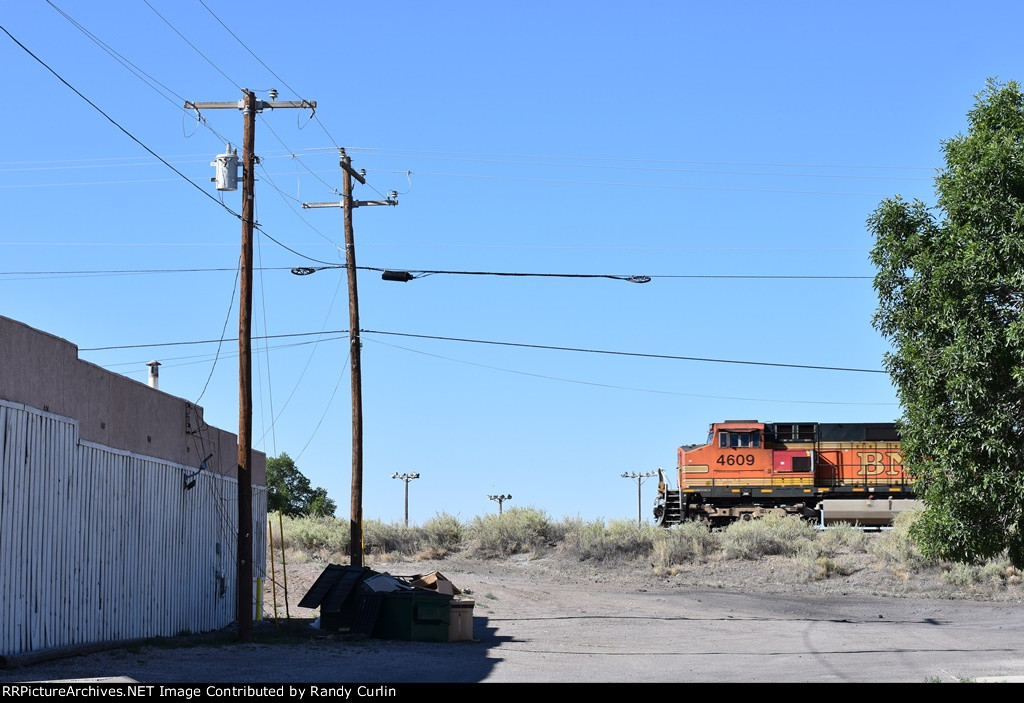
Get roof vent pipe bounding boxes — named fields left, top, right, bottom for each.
left=147, top=361, right=161, bottom=390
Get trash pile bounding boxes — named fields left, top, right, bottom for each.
left=298, top=566, right=475, bottom=642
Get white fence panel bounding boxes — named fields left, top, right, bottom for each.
left=0, top=400, right=266, bottom=657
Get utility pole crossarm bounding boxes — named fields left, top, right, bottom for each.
left=302, top=201, right=344, bottom=209
left=185, top=100, right=316, bottom=111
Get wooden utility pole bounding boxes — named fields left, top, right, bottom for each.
left=238, top=90, right=255, bottom=643
left=301, top=149, right=397, bottom=567
left=184, top=90, right=315, bottom=643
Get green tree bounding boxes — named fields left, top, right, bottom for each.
left=265, top=452, right=338, bottom=517
left=869, top=78, right=1024, bottom=568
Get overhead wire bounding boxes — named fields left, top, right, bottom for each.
left=294, top=349, right=350, bottom=462
left=340, top=146, right=936, bottom=172
left=143, top=0, right=240, bottom=91
left=363, top=336, right=896, bottom=406
left=195, top=0, right=342, bottom=148
left=363, top=169, right=897, bottom=197
left=255, top=226, right=278, bottom=454
left=195, top=258, right=240, bottom=403
left=45, top=0, right=234, bottom=145
left=360, top=329, right=888, bottom=374
left=0, top=265, right=874, bottom=280
left=100, top=335, right=349, bottom=371
left=255, top=271, right=347, bottom=447
left=345, top=150, right=933, bottom=182
left=79, top=327, right=886, bottom=374
left=255, top=161, right=345, bottom=253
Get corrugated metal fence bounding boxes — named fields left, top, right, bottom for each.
left=0, top=400, right=266, bottom=656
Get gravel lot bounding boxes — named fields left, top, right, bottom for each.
left=3, top=548, right=1024, bottom=684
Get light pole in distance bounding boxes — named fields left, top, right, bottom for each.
left=622, top=471, right=658, bottom=526
left=391, top=472, right=420, bottom=527
left=487, top=494, right=512, bottom=516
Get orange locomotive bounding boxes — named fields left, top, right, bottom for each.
left=653, top=420, right=917, bottom=527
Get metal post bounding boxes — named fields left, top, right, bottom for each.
left=622, top=471, right=658, bottom=526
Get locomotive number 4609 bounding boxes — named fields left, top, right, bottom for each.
left=716, top=454, right=755, bottom=466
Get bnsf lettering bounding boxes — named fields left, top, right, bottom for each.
left=856, top=451, right=902, bottom=477
left=716, top=454, right=756, bottom=466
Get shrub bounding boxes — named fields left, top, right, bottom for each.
left=942, top=562, right=978, bottom=587
left=561, top=518, right=656, bottom=561
left=466, top=506, right=556, bottom=556
left=280, top=514, right=349, bottom=557
left=807, top=556, right=851, bottom=581
left=869, top=509, right=936, bottom=570
left=815, top=522, right=869, bottom=556
left=720, top=514, right=816, bottom=560
left=651, top=520, right=719, bottom=568
left=363, top=519, right=419, bottom=556
left=421, top=512, right=464, bottom=553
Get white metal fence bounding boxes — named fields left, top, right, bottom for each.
left=0, top=399, right=266, bottom=657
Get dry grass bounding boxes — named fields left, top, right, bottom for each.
left=272, top=507, right=1020, bottom=591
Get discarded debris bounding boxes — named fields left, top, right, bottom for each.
left=409, top=571, right=461, bottom=596
left=299, top=565, right=475, bottom=642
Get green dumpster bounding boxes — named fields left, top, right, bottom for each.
left=372, top=590, right=453, bottom=642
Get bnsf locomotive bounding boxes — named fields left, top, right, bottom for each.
left=654, top=420, right=918, bottom=527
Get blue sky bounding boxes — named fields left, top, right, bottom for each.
left=1, top=1, right=1018, bottom=525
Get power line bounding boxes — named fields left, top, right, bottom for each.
left=195, top=260, right=240, bottom=403
left=0, top=22, right=241, bottom=218
left=45, top=0, right=233, bottom=145
left=364, top=169, right=896, bottom=197
left=0, top=29, right=341, bottom=272
left=0, top=240, right=870, bottom=253
left=195, top=0, right=341, bottom=148
left=80, top=329, right=342, bottom=352
left=339, top=146, right=936, bottom=172
left=360, top=329, right=888, bottom=374
left=347, top=151, right=933, bottom=182
left=79, top=327, right=887, bottom=374
left=0, top=265, right=873, bottom=281
left=144, top=0, right=240, bottom=90
left=364, top=336, right=896, bottom=406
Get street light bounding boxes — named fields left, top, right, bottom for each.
left=391, top=472, right=420, bottom=527
left=487, top=494, right=512, bottom=515
left=621, top=471, right=658, bottom=526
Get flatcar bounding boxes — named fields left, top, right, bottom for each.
left=653, top=420, right=918, bottom=527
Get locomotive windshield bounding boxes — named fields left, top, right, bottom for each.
left=718, top=430, right=761, bottom=448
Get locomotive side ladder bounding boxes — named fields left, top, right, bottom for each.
left=654, top=468, right=684, bottom=526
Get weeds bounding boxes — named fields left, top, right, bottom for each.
left=465, top=507, right=558, bottom=556
left=652, top=521, right=719, bottom=568
left=269, top=505, right=1016, bottom=591
left=561, top=518, right=655, bottom=562
left=869, top=510, right=936, bottom=570
left=720, top=515, right=816, bottom=560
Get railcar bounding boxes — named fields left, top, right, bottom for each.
left=653, top=420, right=918, bottom=527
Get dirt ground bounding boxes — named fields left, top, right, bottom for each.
left=4, top=542, right=1024, bottom=683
